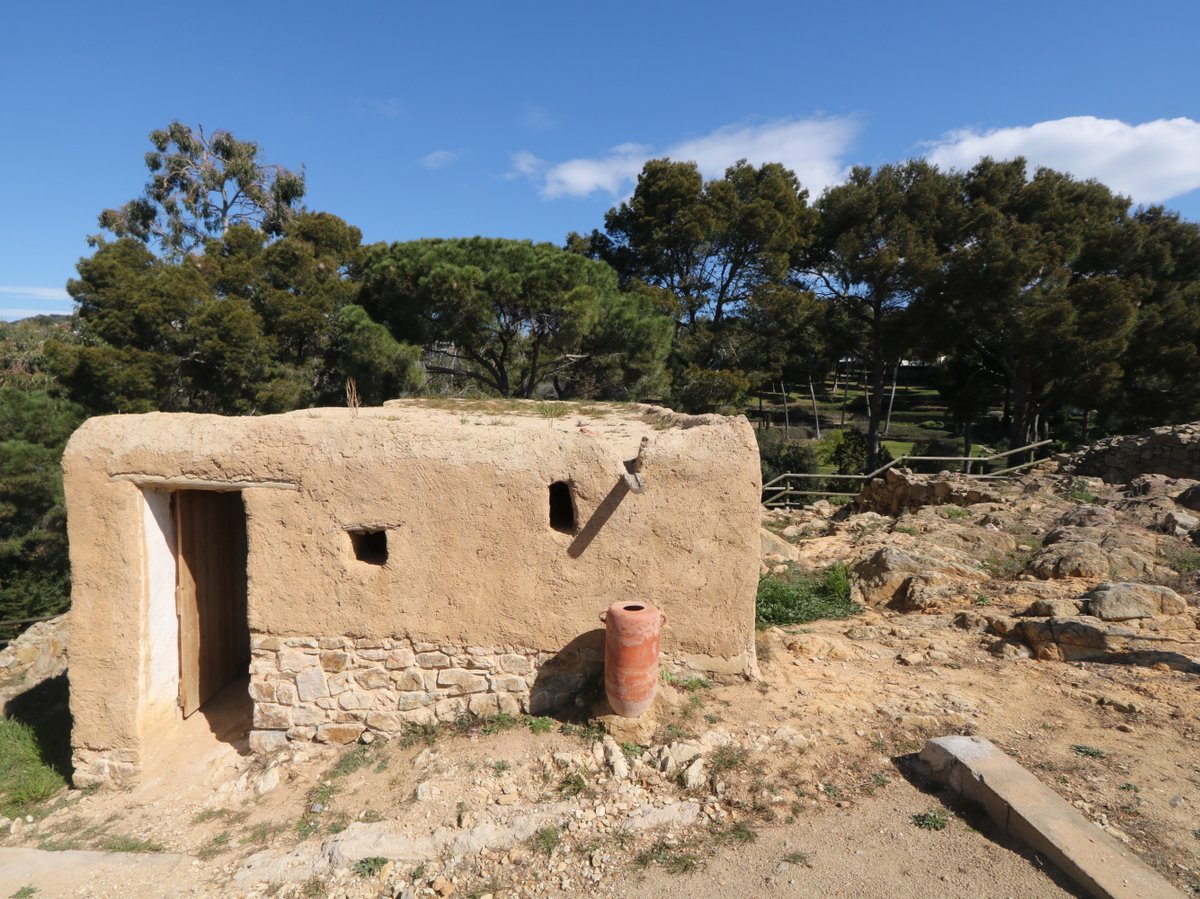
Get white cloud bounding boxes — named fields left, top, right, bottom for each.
left=507, top=150, right=548, bottom=180
left=924, top=116, right=1200, bottom=204
left=420, top=149, right=467, bottom=169
left=542, top=143, right=650, bottom=199
left=0, top=285, right=70, bottom=301
left=532, top=117, right=861, bottom=199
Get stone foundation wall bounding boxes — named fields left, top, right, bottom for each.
left=246, top=634, right=604, bottom=752
left=1070, top=422, right=1200, bottom=484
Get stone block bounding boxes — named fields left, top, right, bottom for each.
left=357, top=649, right=388, bottom=661
left=920, top=736, right=1183, bottom=899
left=355, top=667, right=391, bottom=690
left=489, top=673, right=527, bottom=692
left=275, top=682, right=298, bottom=706
left=468, top=693, right=500, bottom=717
left=396, top=691, right=430, bottom=711
left=248, top=680, right=276, bottom=703
left=251, top=636, right=282, bottom=652
left=279, top=649, right=319, bottom=672
left=253, top=703, right=293, bottom=729
left=320, top=651, right=350, bottom=672
left=292, top=705, right=327, bottom=726
left=385, top=648, right=416, bottom=669
left=327, top=672, right=355, bottom=696
left=287, top=725, right=317, bottom=741
left=338, top=691, right=375, bottom=710
left=316, top=723, right=364, bottom=744
left=496, top=692, right=522, bottom=716
left=391, top=668, right=425, bottom=691
left=416, top=651, right=451, bottom=669
left=434, top=697, right=467, bottom=721
left=400, top=707, right=437, bottom=726
left=248, top=730, right=288, bottom=753
left=437, top=669, right=488, bottom=694
left=319, top=637, right=350, bottom=650
left=365, top=711, right=407, bottom=732
left=295, top=667, right=329, bottom=701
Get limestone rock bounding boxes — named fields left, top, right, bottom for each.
left=1082, top=583, right=1187, bottom=621
left=1023, top=599, right=1084, bottom=618
left=760, top=528, right=799, bottom=562
left=851, top=546, right=987, bottom=608
left=1027, top=541, right=1109, bottom=580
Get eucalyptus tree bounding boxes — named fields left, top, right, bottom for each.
left=97, top=122, right=306, bottom=259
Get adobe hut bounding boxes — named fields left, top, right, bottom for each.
left=62, top=401, right=761, bottom=786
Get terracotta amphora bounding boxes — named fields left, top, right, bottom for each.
left=600, top=601, right=667, bottom=718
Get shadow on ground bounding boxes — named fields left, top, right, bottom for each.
left=6, top=671, right=73, bottom=782
left=891, top=750, right=1087, bottom=898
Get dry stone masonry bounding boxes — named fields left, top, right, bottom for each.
left=246, top=635, right=605, bottom=752
left=1069, top=421, right=1200, bottom=483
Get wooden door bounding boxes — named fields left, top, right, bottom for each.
left=176, top=490, right=249, bottom=717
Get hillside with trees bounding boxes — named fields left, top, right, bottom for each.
left=2, top=120, right=1199, bottom=638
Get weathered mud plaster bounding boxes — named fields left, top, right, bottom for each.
left=62, top=401, right=761, bottom=785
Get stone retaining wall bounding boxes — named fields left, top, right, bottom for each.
left=1070, top=422, right=1200, bottom=484
left=246, top=634, right=604, bottom=752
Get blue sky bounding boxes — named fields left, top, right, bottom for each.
left=2, top=0, right=1198, bottom=320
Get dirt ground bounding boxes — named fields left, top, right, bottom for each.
left=3, top=469, right=1199, bottom=898
left=5, top=603, right=1199, bottom=898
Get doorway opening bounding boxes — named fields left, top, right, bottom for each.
left=175, top=490, right=250, bottom=719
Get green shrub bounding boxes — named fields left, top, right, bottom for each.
left=817, top=429, right=893, bottom=475
left=0, top=719, right=66, bottom=816
left=352, top=856, right=389, bottom=877
left=911, top=810, right=949, bottom=831
left=756, top=428, right=819, bottom=485
left=756, top=564, right=861, bottom=627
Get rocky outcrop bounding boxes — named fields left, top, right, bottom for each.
left=975, top=581, right=1199, bottom=666
left=1069, top=421, right=1200, bottom=484
left=856, top=468, right=1002, bottom=515
left=851, top=546, right=989, bottom=611
left=0, top=614, right=68, bottom=716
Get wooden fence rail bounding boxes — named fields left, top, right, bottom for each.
left=762, top=439, right=1054, bottom=508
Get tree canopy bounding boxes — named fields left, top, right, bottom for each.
left=97, top=122, right=306, bottom=259
left=358, top=237, right=670, bottom=399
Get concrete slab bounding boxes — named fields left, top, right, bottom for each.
left=920, top=735, right=1184, bottom=899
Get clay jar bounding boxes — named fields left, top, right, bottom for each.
left=600, top=601, right=667, bottom=718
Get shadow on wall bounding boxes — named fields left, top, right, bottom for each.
left=6, top=672, right=74, bottom=783
left=529, top=629, right=605, bottom=715
left=568, top=479, right=631, bottom=558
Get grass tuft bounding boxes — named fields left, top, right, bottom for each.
left=911, top=810, right=949, bottom=831
left=533, top=825, right=561, bottom=855
left=352, top=856, right=389, bottom=878
left=634, top=839, right=698, bottom=873
left=1071, top=744, right=1106, bottom=759
left=0, top=719, right=67, bottom=816
left=756, top=563, right=861, bottom=628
